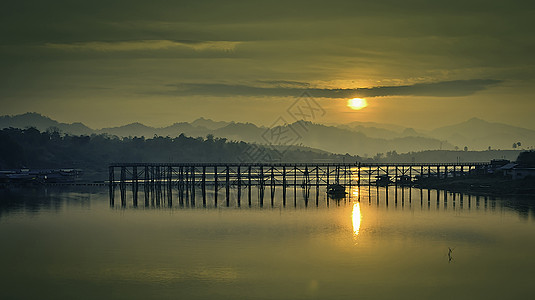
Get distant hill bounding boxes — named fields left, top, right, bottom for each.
left=335, top=124, right=428, bottom=140
left=334, top=120, right=409, bottom=132
left=179, top=120, right=452, bottom=156
left=335, top=124, right=402, bottom=139
left=0, top=112, right=93, bottom=135
left=161, top=122, right=212, bottom=137
left=190, top=117, right=230, bottom=130
left=97, top=122, right=155, bottom=137
left=213, top=122, right=266, bottom=142
left=267, top=121, right=452, bottom=157
left=1, top=113, right=533, bottom=156
left=430, top=118, right=535, bottom=150
left=96, top=122, right=212, bottom=138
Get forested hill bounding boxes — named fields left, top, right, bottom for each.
left=0, top=128, right=354, bottom=179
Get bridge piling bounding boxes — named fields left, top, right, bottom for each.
left=107, top=162, right=489, bottom=207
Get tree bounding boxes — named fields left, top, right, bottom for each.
left=463, top=146, right=468, bottom=151
left=513, top=143, right=517, bottom=149
left=46, top=126, right=62, bottom=140
left=516, top=151, right=535, bottom=166
left=386, top=150, right=398, bottom=158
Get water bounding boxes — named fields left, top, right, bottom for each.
left=1, top=186, right=535, bottom=300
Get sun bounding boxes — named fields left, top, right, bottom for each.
left=347, top=98, right=367, bottom=110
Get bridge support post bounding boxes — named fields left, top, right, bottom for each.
left=248, top=166, right=252, bottom=206
left=327, top=166, right=330, bottom=186
left=109, top=166, right=115, bottom=206
left=283, top=166, right=286, bottom=206
left=132, top=166, right=138, bottom=207
left=120, top=166, right=126, bottom=206
left=226, top=165, right=230, bottom=207
left=202, top=166, right=206, bottom=206
left=214, top=166, right=218, bottom=207
left=357, top=163, right=361, bottom=187
left=237, top=166, right=241, bottom=207
left=190, top=166, right=195, bottom=206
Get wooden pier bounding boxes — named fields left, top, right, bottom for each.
left=108, top=162, right=489, bottom=207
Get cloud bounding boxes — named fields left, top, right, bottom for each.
left=44, top=40, right=240, bottom=52
left=166, top=79, right=501, bottom=99
left=358, top=80, right=503, bottom=97
left=255, top=80, right=311, bottom=88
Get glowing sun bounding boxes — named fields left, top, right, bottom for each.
left=347, top=98, right=367, bottom=110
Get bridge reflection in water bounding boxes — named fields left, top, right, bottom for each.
left=108, top=162, right=490, bottom=208
left=109, top=183, right=501, bottom=215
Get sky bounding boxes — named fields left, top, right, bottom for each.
left=1, top=0, right=534, bottom=130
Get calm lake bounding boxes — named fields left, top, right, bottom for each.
left=1, top=186, right=534, bottom=300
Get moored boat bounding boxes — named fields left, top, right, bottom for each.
left=327, top=184, right=347, bottom=198
left=374, top=175, right=391, bottom=186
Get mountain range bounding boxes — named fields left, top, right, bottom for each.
left=1, top=113, right=533, bottom=156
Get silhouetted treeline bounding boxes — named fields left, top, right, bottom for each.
left=0, top=127, right=353, bottom=173
left=1, top=127, right=529, bottom=181
left=516, top=150, right=535, bottom=167
left=356, top=149, right=521, bottom=164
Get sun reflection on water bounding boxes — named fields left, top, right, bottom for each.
left=352, top=202, right=361, bottom=238
left=352, top=187, right=360, bottom=199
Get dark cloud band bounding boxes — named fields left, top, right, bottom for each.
left=168, top=79, right=501, bottom=98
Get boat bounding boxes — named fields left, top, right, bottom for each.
left=374, top=175, right=392, bottom=186
left=0, top=168, right=82, bottom=184
left=327, top=184, right=347, bottom=198
left=395, top=175, right=412, bottom=186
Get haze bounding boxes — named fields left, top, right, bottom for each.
left=1, top=1, right=534, bottom=130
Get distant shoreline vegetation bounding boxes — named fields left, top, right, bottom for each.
left=0, top=127, right=526, bottom=181
left=0, top=127, right=354, bottom=180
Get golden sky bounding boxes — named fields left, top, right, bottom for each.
left=1, top=0, right=534, bottom=129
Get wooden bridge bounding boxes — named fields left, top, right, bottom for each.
left=109, top=162, right=489, bottom=187
left=108, top=162, right=489, bottom=207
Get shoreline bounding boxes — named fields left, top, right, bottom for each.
left=414, top=176, right=535, bottom=197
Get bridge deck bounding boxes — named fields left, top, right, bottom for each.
left=108, top=162, right=492, bottom=207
